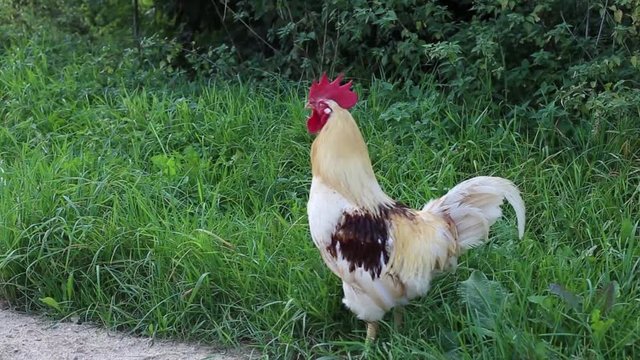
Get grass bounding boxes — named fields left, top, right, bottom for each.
left=1, top=7, right=639, bottom=360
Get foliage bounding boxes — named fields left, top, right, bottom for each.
left=142, top=1, right=640, bottom=104
left=16, top=1, right=640, bottom=134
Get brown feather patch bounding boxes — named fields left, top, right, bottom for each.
left=328, top=203, right=414, bottom=278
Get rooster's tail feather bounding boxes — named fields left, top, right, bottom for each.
left=422, top=176, right=525, bottom=250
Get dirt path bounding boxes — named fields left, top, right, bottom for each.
left=0, top=306, right=255, bottom=360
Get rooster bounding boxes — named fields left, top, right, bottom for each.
left=305, top=74, right=525, bottom=342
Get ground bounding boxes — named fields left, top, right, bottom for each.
left=0, top=302, right=254, bottom=360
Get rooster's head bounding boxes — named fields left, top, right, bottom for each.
left=306, top=73, right=358, bottom=134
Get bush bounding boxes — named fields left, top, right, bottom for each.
left=147, top=2, right=637, bottom=86
left=13, top=1, right=640, bottom=145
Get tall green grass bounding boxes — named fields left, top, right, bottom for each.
left=1, top=8, right=639, bottom=359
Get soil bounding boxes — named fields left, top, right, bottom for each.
left=0, top=301, right=256, bottom=360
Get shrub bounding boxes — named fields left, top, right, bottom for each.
left=146, top=2, right=637, bottom=86
left=14, top=1, right=640, bottom=142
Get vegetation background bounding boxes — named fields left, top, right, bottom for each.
left=1, top=0, right=638, bottom=358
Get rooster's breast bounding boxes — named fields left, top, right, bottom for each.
left=307, top=178, right=354, bottom=252
left=307, top=177, right=411, bottom=280
left=307, top=178, right=411, bottom=319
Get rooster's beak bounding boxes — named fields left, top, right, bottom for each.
left=304, top=102, right=312, bottom=109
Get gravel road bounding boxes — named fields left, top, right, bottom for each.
left=0, top=304, right=254, bottom=360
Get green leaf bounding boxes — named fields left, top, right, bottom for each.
left=39, top=297, right=62, bottom=312
left=187, top=272, right=210, bottom=305
left=459, top=271, right=509, bottom=333
left=151, top=154, right=180, bottom=176
left=620, top=218, right=635, bottom=241
left=527, top=295, right=549, bottom=305
left=596, top=281, right=619, bottom=314
left=590, top=309, right=615, bottom=340
left=65, top=272, right=74, bottom=301
left=549, top=283, right=582, bottom=310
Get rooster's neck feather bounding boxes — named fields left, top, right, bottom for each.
left=310, top=103, right=392, bottom=210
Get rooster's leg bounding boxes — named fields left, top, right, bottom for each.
left=393, top=306, right=404, bottom=329
left=365, top=321, right=379, bottom=343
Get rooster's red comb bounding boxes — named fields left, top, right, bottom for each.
left=308, top=73, right=358, bottom=109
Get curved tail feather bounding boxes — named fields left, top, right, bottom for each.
left=422, top=176, right=525, bottom=250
